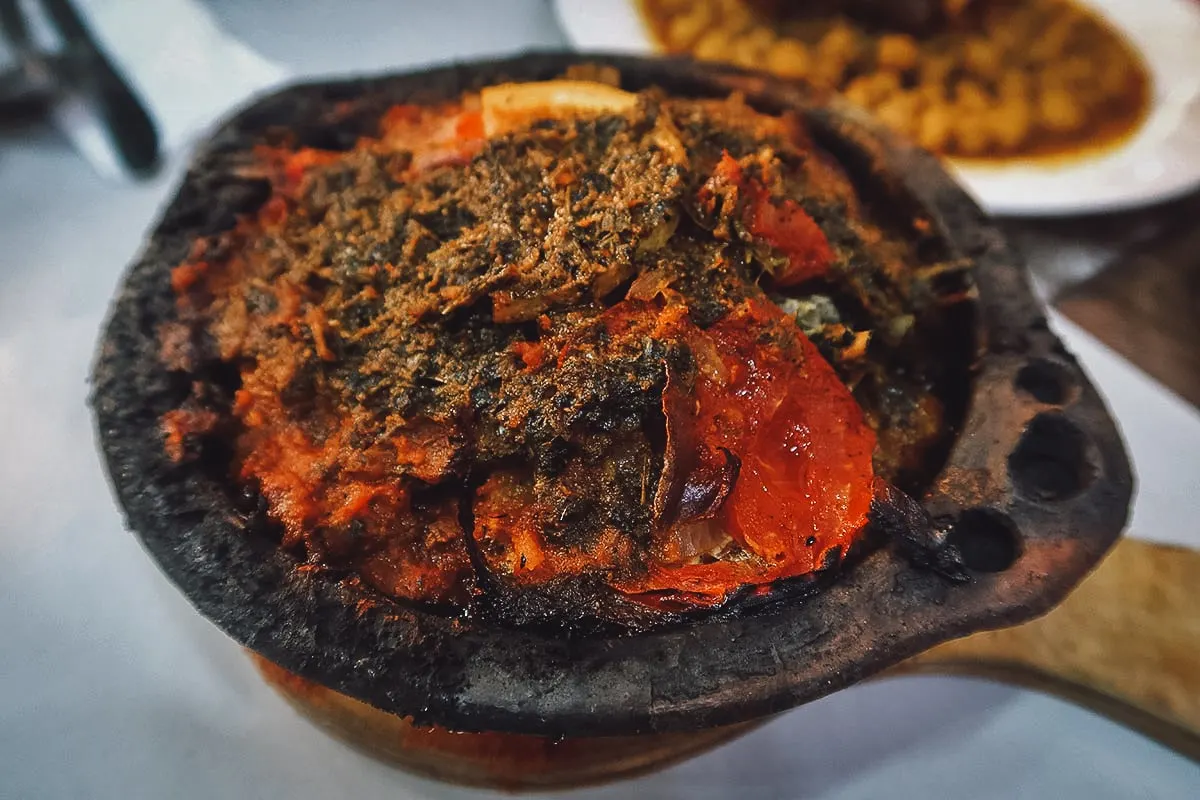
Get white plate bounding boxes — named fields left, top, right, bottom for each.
left=553, top=0, right=1200, bottom=217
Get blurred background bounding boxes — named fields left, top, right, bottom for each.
left=1, top=1, right=1197, bottom=798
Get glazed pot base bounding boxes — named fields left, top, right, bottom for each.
left=250, top=653, right=761, bottom=790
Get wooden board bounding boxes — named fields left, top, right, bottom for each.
left=895, top=538, right=1200, bottom=758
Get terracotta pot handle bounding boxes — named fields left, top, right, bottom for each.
left=893, top=538, right=1200, bottom=759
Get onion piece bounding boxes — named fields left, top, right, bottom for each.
left=480, top=80, right=639, bottom=137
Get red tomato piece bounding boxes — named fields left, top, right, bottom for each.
left=746, top=195, right=834, bottom=286
left=616, top=297, right=875, bottom=608
left=701, top=150, right=834, bottom=286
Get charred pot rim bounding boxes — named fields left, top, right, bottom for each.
left=90, top=53, right=1132, bottom=737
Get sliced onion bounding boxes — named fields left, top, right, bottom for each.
left=670, top=520, right=733, bottom=562
left=480, top=80, right=638, bottom=137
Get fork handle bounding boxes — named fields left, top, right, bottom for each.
left=39, top=0, right=159, bottom=175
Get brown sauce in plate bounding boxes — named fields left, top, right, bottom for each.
left=639, top=0, right=1152, bottom=162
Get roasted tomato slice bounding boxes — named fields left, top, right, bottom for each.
left=700, top=151, right=834, bottom=286
left=618, top=296, right=876, bottom=608
left=745, top=191, right=834, bottom=285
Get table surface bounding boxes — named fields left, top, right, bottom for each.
left=1, top=2, right=1197, bottom=798
left=1047, top=195, right=1200, bottom=408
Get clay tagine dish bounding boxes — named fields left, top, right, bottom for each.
left=91, top=53, right=1132, bottom=788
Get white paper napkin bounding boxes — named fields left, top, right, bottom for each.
left=18, top=0, right=289, bottom=178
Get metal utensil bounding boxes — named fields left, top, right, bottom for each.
left=0, top=64, right=53, bottom=115
left=38, top=0, right=159, bottom=175
left=0, top=0, right=159, bottom=175
left=0, top=0, right=55, bottom=98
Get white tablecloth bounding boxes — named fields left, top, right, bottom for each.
left=1, top=2, right=1197, bottom=797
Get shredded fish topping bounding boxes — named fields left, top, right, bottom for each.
left=162, top=78, right=956, bottom=627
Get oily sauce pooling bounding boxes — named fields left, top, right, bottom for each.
left=162, top=78, right=962, bottom=628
